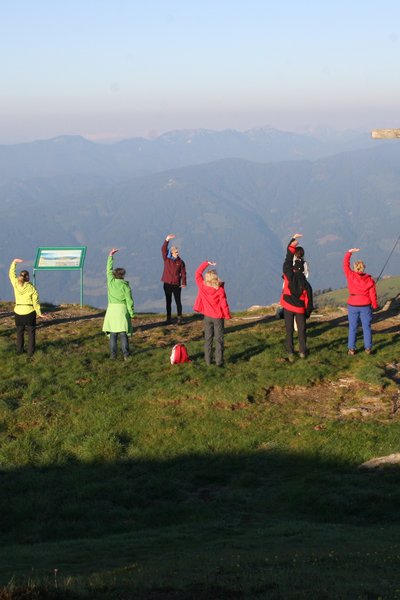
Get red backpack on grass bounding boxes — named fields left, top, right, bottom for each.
left=170, top=343, right=192, bottom=364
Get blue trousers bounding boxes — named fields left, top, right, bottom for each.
left=109, top=332, right=130, bottom=358
left=347, top=305, right=372, bottom=350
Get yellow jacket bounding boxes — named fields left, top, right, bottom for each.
left=9, top=261, right=42, bottom=316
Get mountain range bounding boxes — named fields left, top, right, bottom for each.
left=0, top=127, right=398, bottom=311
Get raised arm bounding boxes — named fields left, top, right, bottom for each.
left=9, top=260, right=18, bottom=284
left=343, top=248, right=359, bottom=277
left=195, top=261, right=211, bottom=286
left=106, top=249, right=118, bottom=284
left=9, top=258, right=23, bottom=284
left=162, top=234, right=175, bottom=260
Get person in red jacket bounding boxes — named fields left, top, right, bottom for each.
left=161, top=234, right=187, bottom=324
left=280, top=233, right=313, bottom=361
left=343, top=248, right=378, bottom=355
left=194, top=261, right=231, bottom=367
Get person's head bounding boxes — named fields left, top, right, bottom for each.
left=18, top=270, right=30, bottom=284
left=170, top=246, right=179, bottom=258
left=294, top=246, right=304, bottom=259
left=113, top=267, right=126, bottom=279
left=204, top=269, right=221, bottom=289
left=353, top=260, right=365, bottom=273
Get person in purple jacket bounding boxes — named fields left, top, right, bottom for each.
left=161, top=234, right=187, bottom=324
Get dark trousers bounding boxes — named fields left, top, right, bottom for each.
left=15, top=311, right=36, bottom=356
left=204, top=316, right=225, bottom=366
left=109, top=332, right=130, bottom=358
left=163, top=283, right=182, bottom=318
left=283, top=309, right=306, bottom=355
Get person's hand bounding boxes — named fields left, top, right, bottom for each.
left=180, top=284, right=186, bottom=288
left=109, top=248, right=118, bottom=256
left=293, top=233, right=303, bottom=239
left=208, top=261, right=217, bottom=266
left=166, top=234, right=176, bottom=241
left=38, top=313, right=50, bottom=320
left=14, top=258, right=24, bottom=263
left=348, top=248, right=360, bottom=253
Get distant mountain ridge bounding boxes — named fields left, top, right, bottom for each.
left=0, top=126, right=380, bottom=182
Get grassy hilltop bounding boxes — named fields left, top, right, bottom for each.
left=0, top=300, right=400, bottom=600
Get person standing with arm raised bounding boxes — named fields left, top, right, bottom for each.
left=194, top=260, right=231, bottom=367
left=9, top=258, right=47, bottom=357
left=161, top=234, right=186, bottom=325
left=280, top=234, right=313, bottom=361
left=343, top=248, right=378, bottom=355
left=102, top=249, right=135, bottom=360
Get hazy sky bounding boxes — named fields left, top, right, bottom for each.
left=1, top=0, right=400, bottom=143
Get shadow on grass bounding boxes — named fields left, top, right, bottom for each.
left=225, top=315, right=275, bottom=335
left=38, top=312, right=105, bottom=328
left=2, top=449, right=400, bottom=600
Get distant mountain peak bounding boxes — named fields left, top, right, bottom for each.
left=47, top=135, right=92, bottom=145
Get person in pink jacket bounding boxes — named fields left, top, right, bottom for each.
left=194, top=261, right=231, bottom=367
left=343, top=248, right=378, bottom=355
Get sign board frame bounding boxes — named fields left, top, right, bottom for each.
left=33, top=246, right=87, bottom=307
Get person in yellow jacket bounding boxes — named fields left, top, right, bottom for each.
left=9, top=258, right=46, bottom=356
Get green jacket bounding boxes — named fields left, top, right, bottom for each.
left=9, top=260, right=42, bottom=316
left=107, top=256, right=134, bottom=317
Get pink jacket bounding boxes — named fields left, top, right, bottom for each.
left=193, top=262, right=231, bottom=319
left=343, top=252, right=378, bottom=308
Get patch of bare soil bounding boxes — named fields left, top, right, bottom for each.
left=264, top=379, right=400, bottom=421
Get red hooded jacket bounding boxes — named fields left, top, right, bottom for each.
left=343, top=252, right=378, bottom=308
left=193, top=262, right=231, bottom=319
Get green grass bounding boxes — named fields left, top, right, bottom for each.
left=0, top=302, right=400, bottom=599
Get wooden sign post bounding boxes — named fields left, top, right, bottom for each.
left=371, top=129, right=400, bottom=139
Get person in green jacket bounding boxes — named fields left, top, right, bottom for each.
left=102, top=249, right=135, bottom=360
left=9, top=258, right=46, bottom=356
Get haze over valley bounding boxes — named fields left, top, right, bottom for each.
left=0, top=127, right=398, bottom=311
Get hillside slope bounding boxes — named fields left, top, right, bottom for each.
left=1, top=144, right=400, bottom=312
left=0, top=300, right=400, bottom=599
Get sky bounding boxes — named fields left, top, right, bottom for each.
left=1, top=0, right=400, bottom=144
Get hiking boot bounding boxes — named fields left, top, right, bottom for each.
left=287, top=354, right=295, bottom=363
left=299, top=352, right=307, bottom=359
left=347, top=349, right=356, bottom=356
left=364, top=348, right=372, bottom=355
left=165, top=318, right=172, bottom=325
left=177, top=316, right=183, bottom=325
